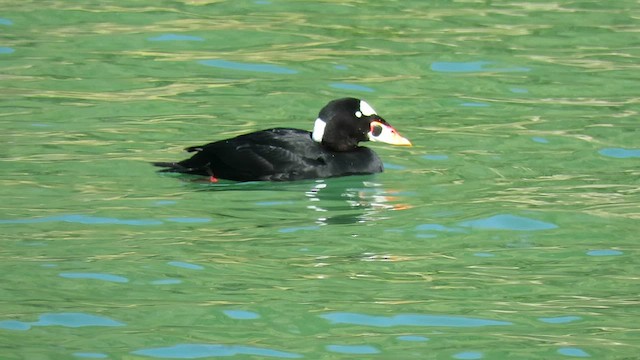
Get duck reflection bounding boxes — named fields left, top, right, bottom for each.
left=303, top=177, right=411, bottom=226
left=189, top=175, right=411, bottom=226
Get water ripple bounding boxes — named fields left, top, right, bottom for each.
left=416, top=223, right=464, bottom=232
left=279, top=226, right=320, bottom=233
left=510, top=88, right=529, bottom=94
left=458, top=214, right=557, bottom=231
left=598, top=148, right=640, bottom=158
left=199, top=59, right=298, bottom=74
left=165, top=217, right=211, bottom=223
left=423, top=154, right=449, bottom=161
left=72, top=353, right=108, bottom=358
left=168, top=261, right=204, bottom=270
left=0, top=320, right=30, bottom=331
left=34, top=313, right=125, bottom=328
left=59, top=272, right=129, bottom=283
left=0, top=214, right=162, bottom=226
left=431, top=61, right=530, bottom=73
left=587, top=249, right=623, bottom=257
left=557, top=347, right=590, bottom=358
left=454, top=351, right=484, bottom=359
left=151, top=279, right=183, bottom=285
left=538, top=316, right=581, bottom=324
left=321, top=312, right=512, bottom=327
left=460, top=102, right=490, bottom=107
left=473, top=252, right=496, bottom=258
left=397, top=335, right=429, bottom=342
left=0, top=313, right=125, bottom=331
left=148, top=34, right=204, bottom=41
left=0, top=214, right=212, bottom=226
left=329, top=83, right=375, bottom=92
left=223, top=310, right=260, bottom=320
left=326, top=344, right=380, bottom=354
left=131, top=344, right=303, bottom=359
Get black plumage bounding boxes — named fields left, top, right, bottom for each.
left=153, top=98, right=410, bottom=182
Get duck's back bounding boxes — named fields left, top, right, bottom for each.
left=154, top=128, right=383, bottom=181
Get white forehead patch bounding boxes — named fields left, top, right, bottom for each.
left=359, top=100, right=377, bottom=116
left=312, top=118, right=326, bottom=143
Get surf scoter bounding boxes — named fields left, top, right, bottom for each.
left=153, top=97, right=411, bottom=182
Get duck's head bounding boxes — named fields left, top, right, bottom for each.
left=311, top=97, right=412, bottom=152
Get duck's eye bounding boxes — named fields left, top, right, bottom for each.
left=355, top=111, right=362, bottom=118
left=370, top=123, right=383, bottom=136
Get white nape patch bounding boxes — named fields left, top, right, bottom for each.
left=359, top=100, right=377, bottom=116
left=312, top=118, right=326, bottom=143
left=355, top=111, right=362, bottom=118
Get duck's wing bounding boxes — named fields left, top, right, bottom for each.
left=154, top=128, right=326, bottom=181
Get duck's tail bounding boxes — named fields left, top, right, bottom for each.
left=152, top=162, right=190, bottom=173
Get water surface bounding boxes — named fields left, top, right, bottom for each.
left=1, top=0, right=639, bottom=359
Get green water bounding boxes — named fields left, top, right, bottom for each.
left=2, top=0, right=639, bottom=359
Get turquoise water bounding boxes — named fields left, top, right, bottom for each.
left=2, top=0, right=639, bottom=359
